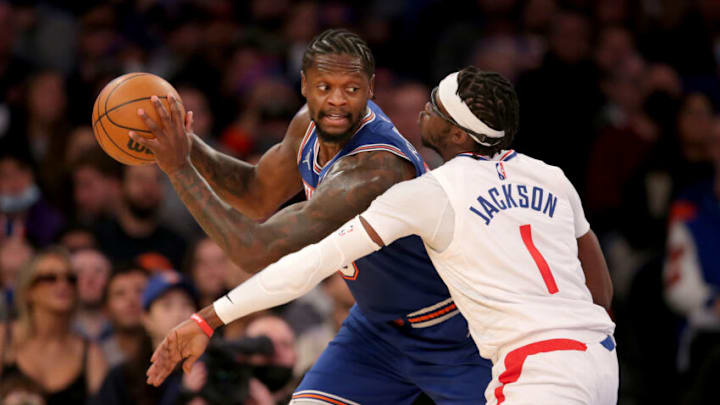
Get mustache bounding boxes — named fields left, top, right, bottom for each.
left=318, top=111, right=351, bottom=119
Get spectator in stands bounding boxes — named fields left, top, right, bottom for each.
left=0, top=231, right=33, bottom=318
left=94, top=165, right=187, bottom=269
left=186, top=237, right=248, bottom=308
left=100, top=263, right=148, bottom=368
left=0, top=152, right=64, bottom=248
left=71, top=248, right=112, bottom=341
left=56, top=224, right=97, bottom=254
left=92, top=270, right=198, bottom=405
left=69, top=147, right=122, bottom=227
left=244, top=315, right=299, bottom=404
left=1, top=247, right=107, bottom=404
left=663, top=116, right=720, bottom=388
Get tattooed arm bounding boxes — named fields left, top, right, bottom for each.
left=169, top=150, right=416, bottom=273
left=188, top=108, right=310, bottom=219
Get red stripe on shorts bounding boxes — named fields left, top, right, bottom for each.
left=495, top=338, right=587, bottom=404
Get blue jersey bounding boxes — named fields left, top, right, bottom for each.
left=675, top=181, right=720, bottom=287
left=297, top=101, right=458, bottom=325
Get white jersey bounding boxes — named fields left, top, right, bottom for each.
left=363, top=150, right=615, bottom=361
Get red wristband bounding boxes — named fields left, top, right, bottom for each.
left=191, top=313, right=214, bottom=338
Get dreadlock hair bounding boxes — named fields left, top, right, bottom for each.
left=302, top=29, right=375, bottom=77
left=456, top=66, right=519, bottom=156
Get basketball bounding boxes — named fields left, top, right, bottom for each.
left=91, top=73, right=185, bottom=165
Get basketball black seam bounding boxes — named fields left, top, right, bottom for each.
left=101, top=73, right=155, bottom=132
left=96, top=115, right=154, bottom=162
left=93, top=95, right=168, bottom=132
left=102, top=73, right=148, bottom=117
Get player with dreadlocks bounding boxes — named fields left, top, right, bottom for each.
left=146, top=66, right=619, bottom=404
left=137, top=30, right=492, bottom=404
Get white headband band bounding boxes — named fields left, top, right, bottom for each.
left=437, top=72, right=505, bottom=145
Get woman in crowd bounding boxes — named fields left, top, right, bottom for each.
left=0, top=246, right=107, bottom=404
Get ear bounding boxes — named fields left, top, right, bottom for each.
left=453, top=128, right=476, bottom=149
left=450, top=127, right=468, bottom=144
left=300, top=71, right=307, bottom=98
left=368, top=74, right=376, bottom=99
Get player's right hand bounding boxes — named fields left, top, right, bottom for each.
left=146, top=318, right=210, bottom=386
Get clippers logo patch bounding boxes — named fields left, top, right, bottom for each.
left=496, top=162, right=507, bottom=180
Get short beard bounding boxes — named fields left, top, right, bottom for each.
left=315, top=124, right=355, bottom=144
left=126, top=198, right=159, bottom=220
left=313, top=112, right=363, bottom=144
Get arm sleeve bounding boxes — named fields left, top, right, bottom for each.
left=559, top=171, right=590, bottom=238
left=213, top=216, right=381, bottom=324
left=361, top=172, right=454, bottom=252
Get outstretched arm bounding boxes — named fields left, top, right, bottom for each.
left=145, top=175, right=449, bottom=387
left=146, top=213, right=385, bottom=387
left=130, top=95, right=415, bottom=273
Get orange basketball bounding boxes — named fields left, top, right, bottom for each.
left=91, top=73, right=184, bottom=165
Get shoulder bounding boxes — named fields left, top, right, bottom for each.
left=514, top=152, right=558, bottom=172
left=353, top=103, right=398, bottom=140
left=286, top=105, right=313, bottom=142
left=327, top=149, right=415, bottom=185
left=307, top=150, right=416, bottom=214
left=515, top=153, right=574, bottom=188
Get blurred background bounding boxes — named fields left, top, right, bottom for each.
left=1, top=0, right=720, bottom=404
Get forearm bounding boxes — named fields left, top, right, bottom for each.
left=168, top=163, right=269, bottom=271
left=169, top=163, right=337, bottom=273
left=578, top=230, right=613, bottom=310
left=190, top=135, right=264, bottom=218
left=213, top=216, right=380, bottom=324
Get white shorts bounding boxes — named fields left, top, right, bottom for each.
left=485, top=335, right=619, bottom=405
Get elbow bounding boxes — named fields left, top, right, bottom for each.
left=229, top=198, right=279, bottom=222
left=229, top=253, right=265, bottom=275
left=598, top=284, right=613, bottom=310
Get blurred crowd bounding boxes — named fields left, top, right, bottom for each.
left=1, top=0, right=720, bottom=404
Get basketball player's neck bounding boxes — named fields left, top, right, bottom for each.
left=317, top=141, right=346, bottom=167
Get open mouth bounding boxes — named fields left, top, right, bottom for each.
left=321, top=113, right=350, bottom=126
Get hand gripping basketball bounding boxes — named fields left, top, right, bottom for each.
left=91, top=73, right=186, bottom=166
left=130, top=95, right=195, bottom=175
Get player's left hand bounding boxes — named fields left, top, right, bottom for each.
left=146, top=317, right=210, bottom=387
left=130, top=94, right=194, bottom=175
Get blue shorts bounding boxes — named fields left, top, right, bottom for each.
left=292, top=306, right=492, bottom=404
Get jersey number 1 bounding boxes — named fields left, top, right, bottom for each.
left=519, top=224, right=559, bottom=294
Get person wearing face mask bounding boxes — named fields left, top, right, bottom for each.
left=0, top=151, right=64, bottom=248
